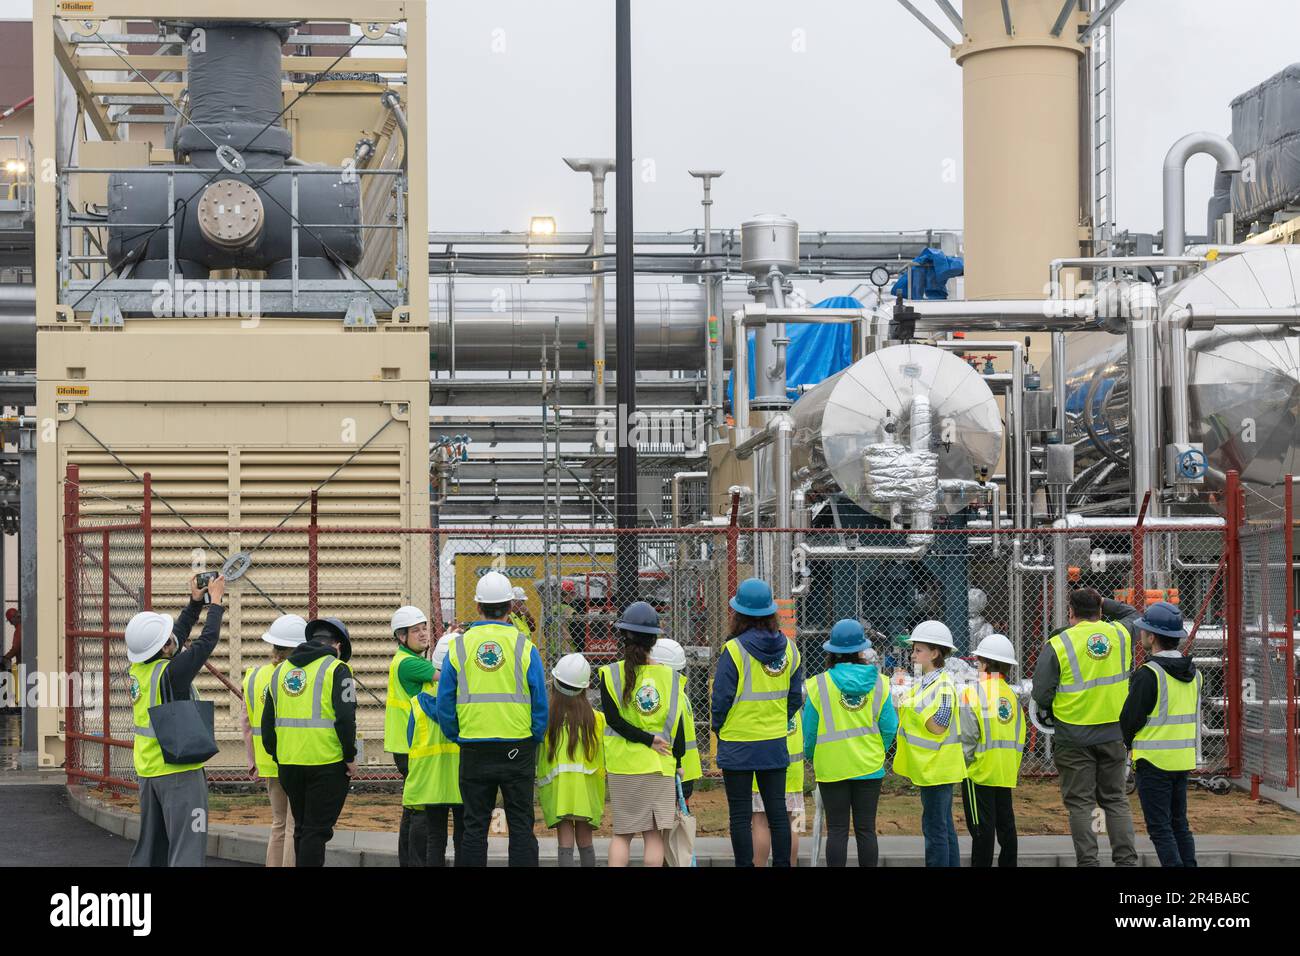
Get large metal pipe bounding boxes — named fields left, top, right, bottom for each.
left=1163, top=133, right=1242, bottom=499
left=1125, top=284, right=1161, bottom=521
left=772, top=414, right=794, bottom=599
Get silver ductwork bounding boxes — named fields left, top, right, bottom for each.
left=789, top=343, right=1004, bottom=518
left=1065, top=246, right=1300, bottom=506
left=429, top=278, right=750, bottom=372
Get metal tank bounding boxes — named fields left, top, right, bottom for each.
left=789, top=343, right=1004, bottom=517
left=1065, top=246, right=1300, bottom=503
left=428, top=278, right=750, bottom=372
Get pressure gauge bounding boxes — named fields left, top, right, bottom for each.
left=869, top=266, right=891, bottom=288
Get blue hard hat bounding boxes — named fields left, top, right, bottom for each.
left=306, top=616, right=352, bottom=662
left=823, top=619, right=871, bottom=654
left=729, top=578, right=778, bottom=617
left=616, top=601, right=663, bottom=636
left=1133, top=601, right=1186, bottom=641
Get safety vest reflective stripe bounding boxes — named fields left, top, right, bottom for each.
left=1132, top=665, right=1202, bottom=763
left=1055, top=623, right=1129, bottom=693
left=456, top=631, right=529, bottom=704
left=735, top=641, right=797, bottom=702
left=133, top=661, right=164, bottom=739
left=972, top=680, right=1024, bottom=754
left=409, top=743, right=460, bottom=758
left=537, top=763, right=598, bottom=788
left=1142, top=666, right=1199, bottom=726
left=813, top=672, right=885, bottom=744
left=685, top=740, right=698, bottom=751
left=271, top=659, right=336, bottom=727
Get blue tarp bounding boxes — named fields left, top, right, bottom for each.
left=727, top=295, right=859, bottom=407
left=889, top=247, right=963, bottom=300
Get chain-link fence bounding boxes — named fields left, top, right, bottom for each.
left=62, top=462, right=1274, bottom=791
left=1232, top=477, right=1297, bottom=792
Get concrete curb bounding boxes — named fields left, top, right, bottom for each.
left=66, top=786, right=1300, bottom=867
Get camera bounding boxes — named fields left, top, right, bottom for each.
left=195, top=570, right=219, bottom=604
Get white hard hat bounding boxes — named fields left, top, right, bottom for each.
left=512, top=586, right=526, bottom=602
left=907, top=620, right=955, bottom=650
left=552, top=653, right=591, bottom=694
left=974, top=633, right=1018, bottom=665
left=475, top=571, right=514, bottom=604
left=968, top=587, right=988, bottom=616
left=125, top=611, right=175, bottom=663
left=390, top=605, right=428, bottom=635
left=431, top=633, right=456, bottom=671
left=649, top=638, right=687, bottom=672
left=261, top=613, right=307, bottom=648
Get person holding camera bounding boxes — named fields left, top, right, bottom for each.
left=124, top=573, right=226, bottom=867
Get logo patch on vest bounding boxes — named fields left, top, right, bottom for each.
left=282, top=667, right=308, bottom=697
left=1085, top=632, right=1112, bottom=660
left=787, top=716, right=798, bottom=734
left=475, top=641, right=506, bottom=672
left=128, top=675, right=141, bottom=704
left=761, top=655, right=788, bottom=678
left=634, top=681, right=662, bottom=717
left=841, top=693, right=868, bottom=713
left=996, top=696, right=1015, bottom=724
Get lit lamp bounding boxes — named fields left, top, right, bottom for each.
left=3, top=160, right=25, bottom=175
left=529, top=216, right=556, bottom=237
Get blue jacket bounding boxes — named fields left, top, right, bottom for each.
left=802, top=663, right=897, bottom=780
left=435, top=622, right=548, bottom=744
left=711, top=627, right=804, bottom=771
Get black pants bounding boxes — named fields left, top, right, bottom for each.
left=1135, top=762, right=1197, bottom=867
left=723, top=768, right=790, bottom=868
left=278, top=762, right=350, bottom=868
left=393, top=753, right=428, bottom=867
left=961, top=778, right=1017, bottom=867
left=458, top=741, right=539, bottom=867
left=424, top=803, right=466, bottom=867
left=818, top=777, right=882, bottom=867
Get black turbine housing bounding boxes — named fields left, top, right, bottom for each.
left=106, top=21, right=363, bottom=279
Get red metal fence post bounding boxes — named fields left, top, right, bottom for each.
left=1224, top=470, right=1242, bottom=777
left=101, top=529, right=110, bottom=787
left=142, top=471, right=152, bottom=610
left=307, top=489, right=319, bottom=619
left=63, top=464, right=79, bottom=783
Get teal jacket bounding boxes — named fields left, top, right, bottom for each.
left=802, top=663, right=898, bottom=780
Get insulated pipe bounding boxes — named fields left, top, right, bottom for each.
left=903, top=297, right=1100, bottom=334
left=1126, top=285, right=1161, bottom=518
left=1163, top=134, right=1242, bottom=498
left=670, top=470, right=708, bottom=527
left=795, top=541, right=930, bottom=562
left=732, top=307, right=750, bottom=442
left=380, top=91, right=408, bottom=172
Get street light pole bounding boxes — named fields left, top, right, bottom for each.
left=564, top=157, right=614, bottom=409
left=689, top=169, right=724, bottom=436
left=614, top=0, right=638, bottom=608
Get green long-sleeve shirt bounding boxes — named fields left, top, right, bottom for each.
left=395, top=643, right=436, bottom=697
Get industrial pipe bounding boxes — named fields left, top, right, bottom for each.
left=1163, top=133, right=1242, bottom=500
left=670, top=470, right=709, bottom=527
left=380, top=90, right=408, bottom=172
left=772, top=414, right=794, bottom=599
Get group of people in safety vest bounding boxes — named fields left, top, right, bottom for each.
left=121, top=568, right=1201, bottom=868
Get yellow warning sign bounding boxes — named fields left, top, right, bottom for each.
left=55, top=385, right=89, bottom=398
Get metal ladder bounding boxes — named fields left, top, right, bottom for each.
left=1089, top=0, right=1118, bottom=276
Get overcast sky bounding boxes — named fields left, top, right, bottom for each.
left=4, top=0, right=1298, bottom=236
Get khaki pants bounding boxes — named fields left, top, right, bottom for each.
left=1055, top=740, right=1138, bottom=867
left=266, top=775, right=296, bottom=868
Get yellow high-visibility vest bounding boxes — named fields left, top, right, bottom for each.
left=804, top=670, right=888, bottom=784
left=129, top=659, right=206, bottom=778
left=679, top=674, right=702, bottom=783
left=1132, top=662, right=1202, bottom=772
left=536, top=710, right=606, bottom=828
left=962, top=675, right=1025, bottom=787
left=894, top=671, right=965, bottom=786
left=753, top=708, right=807, bottom=793
left=450, top=623, right=535, bottom=741
left=718, top=636, right=800, bottom=743
left=403, top=694, right=461, bottom=807
left=244, top=663, right=278, bottom=778
left=271, top=655, right=349, bottom=766
left=600, top=660, right=681, bottom=777
left=1048, top=619, right=1132, bottom=725
left=385, top=647, right=433, bottom=754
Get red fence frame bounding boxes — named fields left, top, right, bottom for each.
left=63, top=463, right=152, bottom=792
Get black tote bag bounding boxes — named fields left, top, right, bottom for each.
left=148, top=665, right=219, bottom=766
